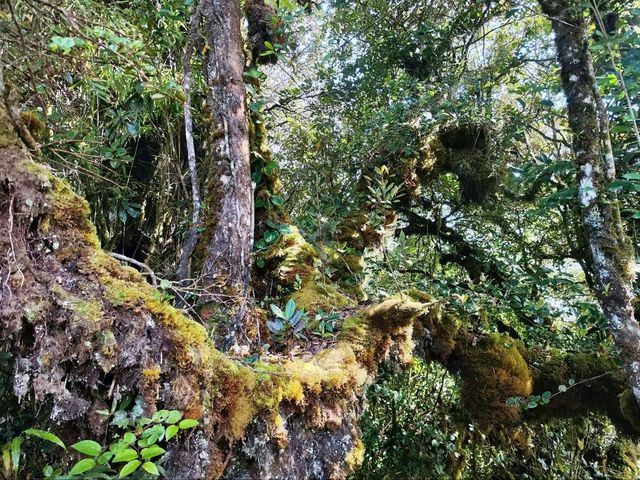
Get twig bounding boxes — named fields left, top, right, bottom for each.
left=6, top=0, right=48, bottom=115
left=176, top=0, right=205, bottom=284
left=589, top=0, right=640, bottom=148
left=109, top=252, right=158, bottom=287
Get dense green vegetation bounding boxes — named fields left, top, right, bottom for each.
left=1, top=0, right=639, bottom=478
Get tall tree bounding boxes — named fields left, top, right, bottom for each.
left=539, top=0, right=640, bottom=402
left=200, top=0, right=254, bottom=347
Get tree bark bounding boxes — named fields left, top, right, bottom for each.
left=200, top=0, right=254, bottom=347
left=539, top=0, right=640, bottom=403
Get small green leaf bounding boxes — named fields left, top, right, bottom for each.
left=113, top=448, right=138, bottom=463
left=152, top=410, right=170, bottom=423
left=141, top=446, right=165, bottom=460
left=97, top=451, right=114, bottom=465
left=126, top=121, right=139, bottom=136
left=178, top=419, right=199, bottom=430
left=284, top=299, right=296, bottom=320
left=24, top=429, right=66, bottom=449
left=558, top=384, right=567, bottom=393
left=123, top=432, right=136, bottom=445
left=165, top=410, right=183, bottom=425
left=69, top=458, right=96, bottom=476
left=142, top=462, right=160, bottom=475
left=270, top=304, right=285, bottom=319
left=271, top=195, right=284, bottom=206
left=10, top=437, right=22, bottom=472
left=165, top=425, right=179, bottom=441
left=71, top=440, right=102, bottom=457
left=119, top=460, right=141, bottom=478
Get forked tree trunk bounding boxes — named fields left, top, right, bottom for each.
left=200, top=0, right=254, bottom=347
left=539, top=0, right=640, bottom=403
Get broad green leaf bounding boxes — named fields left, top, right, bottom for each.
left=24, top=429, right=66, bottom=449
left=165, top=410, right=183, bottom=425
left=10, top=437, right=22, bottom=472
left=165, top=425, right=179, bottom=441
left=71, top=440, right=102, bottom=457
left=178, top=419, right=199, bottom=430
left=113, top=448, right=138, bottom=463
left=152, top=410, right=169, bottom=423
left=263, top=229, right=280, bottom=244
left=270, top=304, right=285, bottom=319
left=69, top=458, right=96, bottom=476
left=142, top=462, right=160, bottom=475
left=98, top=451, right=114, bottom=465
left=284, top=299, right=296, bottom=320
left=119, top=460, right=141, bottom=478
left=123, top=432, right=136, bottom=445
left=141, top=446, right=165, bottom=460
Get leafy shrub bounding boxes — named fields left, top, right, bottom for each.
left=1, top=398, right=197, bottom=479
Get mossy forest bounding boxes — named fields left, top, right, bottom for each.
left=1, top=0, right=640, bottom=478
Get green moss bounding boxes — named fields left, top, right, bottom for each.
left=23, top=300, right=50, bottom=324
left=264, top=227, right=319, bottom=284
left=96, top=330, right=117, bottom=357
left=19, top=111, right=45, bottom=139
left=0, top=105, right=20, bottom=148
left=366, top=294, right=429, bottom=330
left=620, top=389, right=640, bottom=433
left=457, top=333, right=532, bottom=429
left=285, top=346, right=368, bottom=395
left=618, top=438, right=640, bottom=480
left=345, top=438, right=365, bottom=472
left=71, top=299, right=104, bottom=331
left=290, top=279, right=352, bottom=312
left=417, top=302, right=462, bottom=362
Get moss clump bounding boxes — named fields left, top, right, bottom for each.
left=456, top=333, right=532, bottom=429
left=524, top=349, right=632, bottom=432
left=263, top=227, right=319, bottom=284
left=290, top=279, right=352, bottom=312
left=0, top=103, right=21, bottom=148
left=617, top=438, right=640, bottom=480
left=143, top=367, right=161, bottom=380
left=19, top=111, right=45, bottom=140
left=71, top=299, right=104, bottom=329
left=344, top=438, right=365, bottom=472
left=338, top=294, right=430, bottom=372
left=285, top=346, right=368, bottom=396
left=620, top=389, right=640, bottom=433
left=414, top=301, right=462, bottom=362
left=366, top=294, right=429, bottom=330
left=416, top=123, right=501, bottom=204
left=23, top=300, right=50, bottom=324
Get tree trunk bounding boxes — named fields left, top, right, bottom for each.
left=200, top=0, right=254, bottom=347
left=539, top=0, right=640, bottom=403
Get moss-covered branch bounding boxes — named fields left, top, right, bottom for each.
left=2, top=99, right=638, bottom=478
